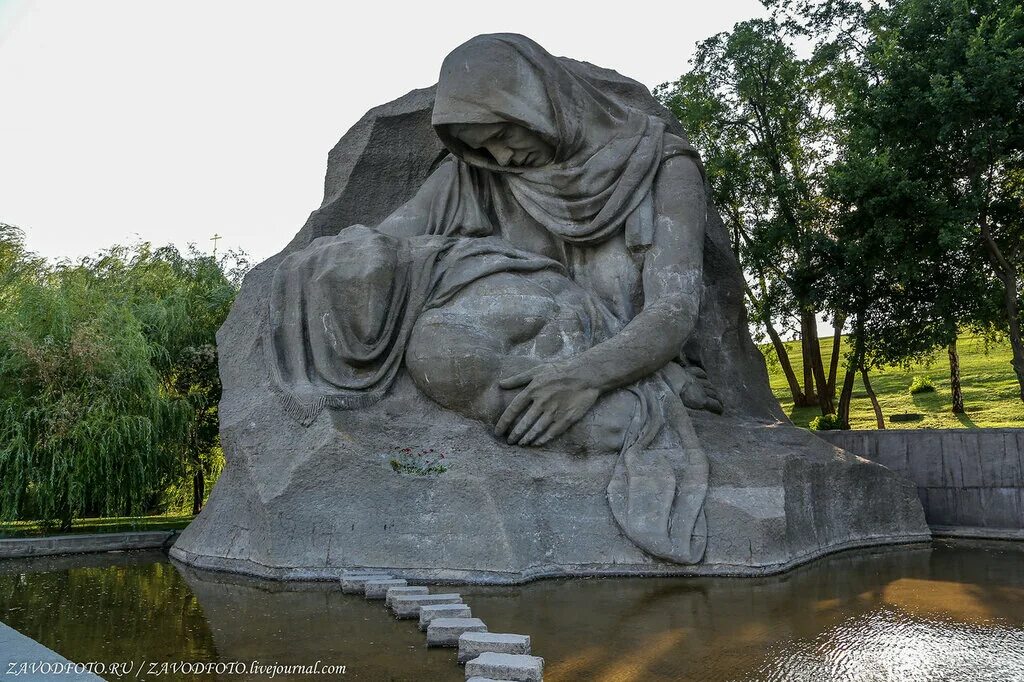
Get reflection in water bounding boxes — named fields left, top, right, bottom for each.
left=457, top=541, right=1024, bottom=681
left=0, top=552, right=216, bottom=680
left=0, top=540, right=1022, bottom=681
left=746, top=608, right=1024, bottom=682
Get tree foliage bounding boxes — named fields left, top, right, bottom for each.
left=656, top=18, right=842, bottom=413
left=662, top=0, right=1024, bottom=425
left=0, top=224, right=246, bottom=527
left=814, top=0, right=1024, bottom=406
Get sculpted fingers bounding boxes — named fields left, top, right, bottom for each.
left=535, top=416, right=573, bottom=446
left=681, top=383, right=706, bottom=411
left=519, top=412, right=555, bottom=446
left=499, top=367, right=538, bottom=390
left=496, top=389, right=533, bottom=436
left=680, top=375, right=724, bottom=413
left=508, top=401, right=546, bottom=444
left=534, top=389, right=599, bottom=446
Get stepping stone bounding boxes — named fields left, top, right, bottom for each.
left=465, top=652, right=544, bottom=682
left=419, top=603, right=472, bottom=631
left=385, top=585, right=429, bottom=607
left=426, top=617, right=487, bottom=647
left=364, top=578, right=407, bottom=599
left=458, top=632, right=531, bottom=664
left=341, top=573, right=392, bottom=593
left=466, top=678, right=516, bottom=682
left=390, top=593, right=462, bottom=619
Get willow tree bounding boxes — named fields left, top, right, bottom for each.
left=0, top=230, right=189, bottom=528
left=0, top=229, right=244, bottom=527
left=90, top=243, right=245, bottom=514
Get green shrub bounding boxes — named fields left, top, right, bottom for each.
left=0, top=266, right=190, bottom=528
left=809, top=414, right=844, bottom=431
left=0, top=226, right=247, bottom=527
left=909, top=376, right=935, bottom=395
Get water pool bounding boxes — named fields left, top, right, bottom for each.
left=1, top=540, right=1022, bottom=681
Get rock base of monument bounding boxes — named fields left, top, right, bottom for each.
left=170, top=372, right=929, bottom=583
left=170, top=78, right=928, bottom=584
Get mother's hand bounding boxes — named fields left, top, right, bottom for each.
left=495, top=362, right=600, bottom=446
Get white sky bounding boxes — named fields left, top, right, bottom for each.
left=0, top=0, right=770, bottom=264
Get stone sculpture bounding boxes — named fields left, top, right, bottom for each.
left=171, top=34, right=929, bottom=581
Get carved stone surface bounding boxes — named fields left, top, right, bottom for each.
left=363, top=578, right=406, bottom=599
left=459, top=632, right=532, bottom=664
left=386, top=585, right=429, bottom=607
left=426, top=617, right=487, bottom=647
left=818, top=428, right=1024, bottom=535
left=340, top=574, right=391, bottom=594
left=391, top=593, right=463, bottom=619
left=419, top=603, right=472, bottom=632
left=171, top=34, right=928, bottom=582
left=465, top=652, right=544, bottom=682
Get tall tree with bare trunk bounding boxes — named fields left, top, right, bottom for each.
left=657, top=18, right=840, bottom=415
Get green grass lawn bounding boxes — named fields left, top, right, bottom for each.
left=763, top=334, right=1024, bottom=430
left=0, top=514, right=194, bottom=538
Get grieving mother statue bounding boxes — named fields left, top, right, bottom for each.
left=266, top=34, right=719, bottom=563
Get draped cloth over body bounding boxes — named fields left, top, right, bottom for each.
left=266, top=33, right=709, bottom=564
left=265, top=227, right=560, bottom=422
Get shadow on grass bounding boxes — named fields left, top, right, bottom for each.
left=955, top=412, right=979, bottom=428
left=0, top=515, right=194, bottom=539
left=910, top=389, right=945, bottom=411
left=786, top=405, right=822, bottom=429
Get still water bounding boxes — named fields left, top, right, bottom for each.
left=1, top=540, right=1022, bottom=681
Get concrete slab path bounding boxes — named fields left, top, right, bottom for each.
left=0, top=621, right=104, bottom=681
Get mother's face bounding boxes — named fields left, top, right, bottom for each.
left=448, top=123, right=555, bottom=168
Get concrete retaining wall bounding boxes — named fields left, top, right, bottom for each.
left=0, top=530, right=179, bottom=559
left=817, top=429, right=1024, bottom=538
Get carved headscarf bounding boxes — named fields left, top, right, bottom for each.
left=432, top=33, right=697, bottom=250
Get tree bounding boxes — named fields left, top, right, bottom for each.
left=865, top=0, right=1024, bottom=403
left=86, top=243, right=246, bottom=514
left=0, top=230, right=245, bottom=526
left=825, top=126, right=994, bottom=423
left=657, top=18, right=842, bottom=415
left=772, top=0, right=1024, bottom=421
left=0, top=241, right=188, bottom=528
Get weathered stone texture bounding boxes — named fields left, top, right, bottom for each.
left=426, top=617, right=487, bottom=647
left=818, top=429, right=1024, bottom=536
left=340, top=574, right=391, bottom=594
left=459, top=632, right=531, bottom=664
left=385, top=586, right=429, bottom=607
left=171, top=54, right=928, bottom=582
left=420, top=603, right=472, bottom=631
left=363, top=578, right=406, bottom=599
left=465, top=652, right=543, bottom=682
left=390, top=592, right=462, bottom=618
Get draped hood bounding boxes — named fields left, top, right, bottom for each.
left=432, top=33, right=700, bottom=250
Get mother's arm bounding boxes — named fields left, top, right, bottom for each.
left=496, top=155, right=706, bottom=445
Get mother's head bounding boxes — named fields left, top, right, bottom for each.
left=430, top=33, right=676, bottom=251
left=431, top=33, right=624, bottom=172
left=444, top=122, right=554, bottom=168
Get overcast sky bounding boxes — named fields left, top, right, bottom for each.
left=0, top=0, right=770, bottom=264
